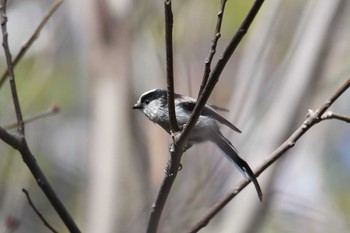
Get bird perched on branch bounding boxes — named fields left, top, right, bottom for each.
left=133, top=88, right=262, bottom=201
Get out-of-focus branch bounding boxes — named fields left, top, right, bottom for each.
left=0, top=126, right=20, bottom=147
left=0, top=126, right=81, bottom=233
left=22, top=189, right=58, bottom=233
left=1, top=0, right=25, bottom=135
left=3, top=103, right=60, bottom=130
left=147, top=1, right=265, bottom=233
left=0, top=0, right=62, bottom=88
left=198, top=0, right=227, bottom=96
left=189, top=77, right=350, bottom=232
left=0, top=1, right=80, bottom=232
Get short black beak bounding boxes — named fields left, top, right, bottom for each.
left=132, top=103, right=142, bottom=109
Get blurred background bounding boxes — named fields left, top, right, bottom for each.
left=0, top=0, right=350, bottom=232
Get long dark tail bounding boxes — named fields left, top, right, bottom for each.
left=211, top=129, right=263, bottom=202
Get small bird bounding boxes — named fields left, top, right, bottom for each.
left=133, top=89, right=262, bottom=201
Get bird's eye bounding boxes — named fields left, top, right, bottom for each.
left=144, top=100, right=150, bottom=104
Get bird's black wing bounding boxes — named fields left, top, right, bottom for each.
left=179, top=101, right=241, bottom=133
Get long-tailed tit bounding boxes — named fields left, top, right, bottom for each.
left=133, top=89, right=262, bottom=201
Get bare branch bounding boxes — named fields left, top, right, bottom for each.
left=321, top=111, right=350, bottom=123
left=179, top=0, right=265, bottom=164
left=4, top=103, right=60, bottom=130
left=0, top=1, right=80, bottom=232
left=189, top=77, right=350, bottom=232
left=208, top=0, right=265, bottom=84
left=23, top=189, right=58, bottom=233
left=0, top=0, right=25, bottom=135
left=317, top=78, right=350, bottom=116
left=147, top=1, right=182, bottom=232
left=0, top=130, right=81, bottom=233
left=164, top=0, right=179, bottom=133
left=147, top=143, right=182, bottom=233
left=0, top=0, right=63, bottom=88
left=198, top=0, right=227, bottom=96
left=0, top=126, right=20, bottom=149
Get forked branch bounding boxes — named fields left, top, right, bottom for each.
left=0, top=0, right=62, bottom=88
left=147, top=0, right=265, bottom=232
left=189, top=77, right=350, bottom=232
left=0, top=0, right=80, bottom=232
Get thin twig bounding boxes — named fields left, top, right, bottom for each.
left=1, top=0, right=25, bottom=135
left=0, top=0, right=63, bottom=88
left=4, top=103, right=60, bottom=130
left=321, top=111, right=350, bottom=123
left=179, top=0, right=265, bottom=165
left=198, top=0, right=227, bottom=96
left=0, top=0, right=80, bottom=232
left=22, top=189, right=58, bottom=233
left=317, top=78, right=350, bottom=116
left=0, top=126, right=81, bottom=232
left=189, top=77, right=350, bottom=232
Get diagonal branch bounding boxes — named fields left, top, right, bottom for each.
left=198, top=0, right=228, bottom=96
left=317, top=78, right=350, bottom=116
left=189, top=77, right=350, bottom=232
left=180, top=0, right=265, bottom=160
left=0, top=126, right=20, bottom=148
left=0, top=1, right=80, bottom=232
left=0, top=0, right=62, bottom=88
left=0, top=126, right=81, bottom=233
left=23, top=189, right=58, bottom=233
left=4, top=103, right=60, bottom=130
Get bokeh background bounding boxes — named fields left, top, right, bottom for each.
left=0, top=0, right=350, bottom=232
